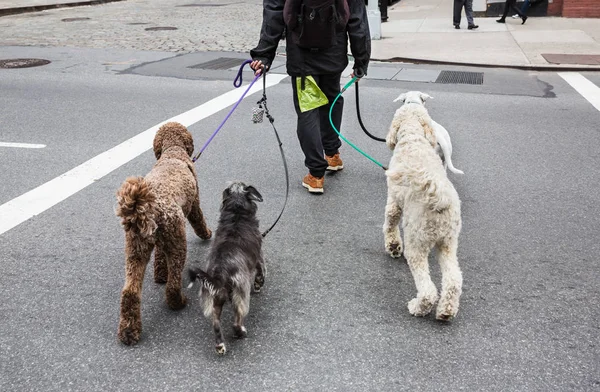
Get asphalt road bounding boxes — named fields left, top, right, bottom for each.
left=1, top=46, right=599, bottom=391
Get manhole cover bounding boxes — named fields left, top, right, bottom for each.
left=189, top=57, right=245, bottom=70
left=62, top=17, right=91, bottom=22
left=145, top=26, right=178, bottom=31
left=435, top=70, right=483, bottom=85
left=0, top=58, right=51, bottom=69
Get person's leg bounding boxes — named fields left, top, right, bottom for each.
left=521, top=0, right=531, bottom=14
left=453, top=0, right=463, bottom=27
left=497, top=0, right=512, bottom=21
left=465, top=0, right=477, bottom=28
left=292, top=76, right=328, bottom=178
left=317, top=73, right=343, bottom=158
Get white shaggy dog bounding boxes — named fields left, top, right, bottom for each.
left=394, top=92, right=464, bottom=175
left=384, top=92, right=463, bottom=321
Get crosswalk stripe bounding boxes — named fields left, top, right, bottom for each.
left=558, top=72, right=600, bottom=112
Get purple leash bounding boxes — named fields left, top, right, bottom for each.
left=192, top=59, right=260, bottom=162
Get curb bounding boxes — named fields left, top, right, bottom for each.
left=372, top=56, right=600, bottom=72
left=0, top=0, right=125, bottom=17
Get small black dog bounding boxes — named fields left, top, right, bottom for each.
left=188, top=182, right=266, bottom=355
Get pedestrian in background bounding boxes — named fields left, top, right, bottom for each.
left=497, top=0, right=528, bottom=24
left=249, top=0, right=371, bottom=194
left=512, top=0, right=530, bottom=19
left=453, top=0, right=479, bottom=30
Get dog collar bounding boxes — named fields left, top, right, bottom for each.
left=405, top=100, right=423, bottom=105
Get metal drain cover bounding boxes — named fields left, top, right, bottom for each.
left=145, top=26, right=178, bottom=31
left=62, top=17, right=91, bottom=22
left=435, top=70, right=483, bottom=85
left=0, top=58, right=51, bottom=69
left=189, top=57, right=245, bottom=70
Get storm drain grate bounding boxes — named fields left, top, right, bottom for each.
left=145, top=26, right=178, bottom=31
left=189, top=57, right=246, bottom=70
left=0, top=58, right=51, bottom=69
left=435, top=70, right=483, bottom=85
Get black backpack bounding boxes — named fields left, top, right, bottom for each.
left=283, top=0, right=350, bottom=50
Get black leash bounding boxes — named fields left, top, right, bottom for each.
left=255, top=72, right=289, bottom=238
left=355, top=82, right=386, bottom=143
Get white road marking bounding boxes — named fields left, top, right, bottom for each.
left=0, top=74, right=288, bottom=236
left=558, top=72, right=600, bottom=112
left=0, top=142, right=46, bottom=149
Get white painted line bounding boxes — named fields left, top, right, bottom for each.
left=558, top=72, right=600, bottom=112
left=0, top=142, right=46, bottom=149
left=0, top=74, right=288, bottom=236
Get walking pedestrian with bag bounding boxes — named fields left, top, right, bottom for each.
left=249, top=0, right=371, bottom=194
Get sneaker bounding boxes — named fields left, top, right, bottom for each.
left=302, top=174, right=324, bottom=194
left=325, top=152, right=344, bottom=171
left=512, top=14, right=519, bottom=18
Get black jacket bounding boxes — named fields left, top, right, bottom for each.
left=250, top=0, right=371, bottom=77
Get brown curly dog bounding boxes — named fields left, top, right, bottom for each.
left=115, top=122, right=212, bottom=345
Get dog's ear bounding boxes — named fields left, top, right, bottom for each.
left=393, top=93, right=407, bottom=103
left=419, top=92, right=433, bottom=102
left=183, top=129, right=194, bottom=157
left=244, top=185, right=263, bottom=202
left=153, top=129, right=164, bottom=160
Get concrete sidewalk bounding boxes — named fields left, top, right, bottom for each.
left=372, top=0, right=600, bottom=69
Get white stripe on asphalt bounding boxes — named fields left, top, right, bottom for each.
left=0, top=142, right=46, bottom=149
left=0, top=74, right=288, bottom=236
left=558, top=72, right=600, bottom=112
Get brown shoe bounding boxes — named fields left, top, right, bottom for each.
left=302, top=174, right=324, bottom=194
left=325, top=152, right=344, bottom=171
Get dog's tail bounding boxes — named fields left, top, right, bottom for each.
left=115, top=176, right=158, bottom=238
left=187, top=265, right=223, bottom=318
left=445, top=156, right=464, bottom=175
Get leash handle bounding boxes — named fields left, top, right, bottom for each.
left=233, top=59, right=253, bottom=88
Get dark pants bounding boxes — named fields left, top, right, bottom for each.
left=292, top=73, right=343, bottom=178
left=501, top=0, right=524, bottom=19
left=453, top=0, right=474, bottom=26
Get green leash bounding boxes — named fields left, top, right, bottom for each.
left=329, top=77, right=388, bottom=171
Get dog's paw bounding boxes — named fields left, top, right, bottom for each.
left=386, top=241, right=403, bottom=258
left=436, top=300, right=459, bottom=321
left=253, top=276, right=265, bottom=292
left=407, top=297, right=435, bottom=317
left=233, top=326, right=247, bottom=339
left=215, top=343, right=227, bottom=355
left=199, top=228, right=212, bottom=240
left=118, top=325, right=141, bottom=346
left=166, top=290, right=187, bottom=310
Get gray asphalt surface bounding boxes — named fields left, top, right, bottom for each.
left=1, top=46, right=599, bottom=391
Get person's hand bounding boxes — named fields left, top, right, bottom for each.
left=350, top=68, right=365, bottom=82
left=250, top=60, right=266, bottom=76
